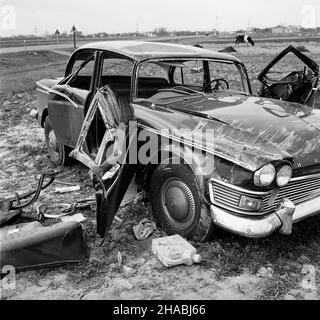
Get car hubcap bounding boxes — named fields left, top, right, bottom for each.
left=161, top=178, right=195, bottom=229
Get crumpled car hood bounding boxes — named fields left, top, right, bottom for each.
left=155, top=93, right=320, bottom=171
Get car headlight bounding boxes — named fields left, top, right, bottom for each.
left=276, top=165, right=292, bottom=187
left=254, top=164, right=276, bottom=186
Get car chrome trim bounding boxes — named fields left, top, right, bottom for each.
left=290, top=172, right=320, bottom=181
left=209, top=174, right=320, bottom=215
left=36, top=82, right=79, bottom=109
left=208, top=178, right=270, bottom=216
left=209, top=178, right=271, bottom=196
left=210, top=194, right=320, bottom=238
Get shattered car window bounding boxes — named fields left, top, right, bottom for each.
left=265, top=52, right=313, bottom=82
left=258, top=46, right=319, bottom=106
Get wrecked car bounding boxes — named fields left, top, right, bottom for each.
left=34, top=41, right=320, bottom=241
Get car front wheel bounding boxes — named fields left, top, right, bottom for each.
left=44, top=117, right=69, bottom=166
left=149, top=163, right=215, bottom=241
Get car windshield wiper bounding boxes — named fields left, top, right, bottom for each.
left=158, top=86, right=205, bottom=96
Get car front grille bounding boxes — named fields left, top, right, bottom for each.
left=210, top=174, right=320, bottom=215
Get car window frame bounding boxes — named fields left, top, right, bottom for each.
left=96, top=51, right=135, bottom=89
left=132, top=58, right=251, bottom=102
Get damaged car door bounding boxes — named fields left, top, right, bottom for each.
left=258, top=45, right=320, bottom=108
left=45, top=50, right=99, bottom=165
left=70, top=86, right=137, bottom=238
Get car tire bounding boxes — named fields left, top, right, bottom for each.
left=149, top=163, right=215, bottom=241
left=44, top=117, right=70, bottom=166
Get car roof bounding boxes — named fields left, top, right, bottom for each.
left=76, top=40, right=242, bottom=63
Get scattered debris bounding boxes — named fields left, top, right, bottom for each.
left=55, top=185, right=81, bottom=193
left=284, top=265, right=318, bottom=300
left=117, top=251, right=123, bottom=268
left=256, top=266, right=273, bottom=278
left=112, top=278, right=134, bottom=291
left=39, top=198, right=95, bottom=220
left=133, top=191, right=149, bottom=205
left=219, top=46, right=237, bottom=53
left=61, top=213, right=86, bottom=223
left=40, top=203, right=75, bottom=219
left=301, top=264, right=316, bottom=291
left=0, top=221, right=85, bottom=271
left=122, top=265, right=136, bottom=278
left=0, top=173, right=55, bottom=227
left=152, top=234, right=201, bottom=267
left=66, top=198, right=96, bottom=211
left=114, top=216, right=123, bottom=224
left=54, top=179, right=78, bottom=186
left=29, top=109, right=38, bottom=118
left=296, top=45, right=310, bottom=53
left=133, top=218, right=157, bottom=240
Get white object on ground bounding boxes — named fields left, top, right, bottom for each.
left=61, top=213, right=86, bottom=223
left=55, top=185, right=81, bottom=193
left=114, top=216, right=123, bottom=224
left=133, top=218, right=156, bottom=240
left=117, top=251, right=123, bottom=267
left=152, top=234, right=201, bottom=267
left=29, top=109, right=38, bottom=118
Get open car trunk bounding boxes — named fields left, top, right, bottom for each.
left=258, top=45, right=320, bottom=108
left=70, top=86, right=136, bottom=238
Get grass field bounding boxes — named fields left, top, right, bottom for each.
left=1, top=41, right=320, bottom=300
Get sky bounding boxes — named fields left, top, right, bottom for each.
left=0, top=0, right=319, bottom=36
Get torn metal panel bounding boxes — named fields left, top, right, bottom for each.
left=94, top=164, right=136, bottom=238
left=258, top=45, right=319, bottom=106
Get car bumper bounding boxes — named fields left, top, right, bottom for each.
left=210, top=196, right=320, bottom=238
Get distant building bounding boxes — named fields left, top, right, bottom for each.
left=272, top=26, right=286, bottom=34
left=287, top=25, right=300, bottom=33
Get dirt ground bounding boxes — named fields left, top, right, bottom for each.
left=1, top=42, right=320, bottom=300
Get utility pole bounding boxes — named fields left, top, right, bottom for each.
left=71, top=25, right=77, bottom=48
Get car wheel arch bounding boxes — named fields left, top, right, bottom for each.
left=41, top=108, right=48, bottom=128
left=142, top=147, right=204, bottom=193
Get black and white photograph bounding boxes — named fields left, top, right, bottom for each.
left=1, top=0, right=320, bottom=306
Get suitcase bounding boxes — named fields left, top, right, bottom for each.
left=0, top=221, right=85, bottom=271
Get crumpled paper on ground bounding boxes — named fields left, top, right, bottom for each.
left=133, top=218, right=156, bottom=240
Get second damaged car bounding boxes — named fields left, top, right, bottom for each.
left=34, top=41, right=320, bottom=241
